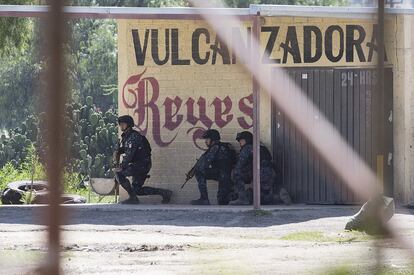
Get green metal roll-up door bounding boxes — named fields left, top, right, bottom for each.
left=272, top=67, right=393, bottom=204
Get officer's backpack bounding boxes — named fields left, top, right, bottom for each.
left=142, top=134, right=152, bottom=155
left=260, top=145, right=273, bottom=162
left=219, top=142, right=237, bottom=167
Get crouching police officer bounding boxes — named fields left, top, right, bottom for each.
left=114, top=115, right=172, bottom=204
left=191, top=129, right=234, bottom=205
left=230, top=131, right=275, bottom=205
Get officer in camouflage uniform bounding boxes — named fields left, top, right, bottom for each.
left=114, top=115, right=172, bottom=204
left=229, top=131, right=275, bottom=205
left=191, top=129, right=234, bottom=205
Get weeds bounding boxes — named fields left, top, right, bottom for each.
left=20, top=190, right=36, bottom=204
left=0, top=143, right=114, bottom=204
left=247, top=209, right=272, bottom=217
left=322, top=264, right=414, bottom=275
left=281, top=230, right=372, bottom=243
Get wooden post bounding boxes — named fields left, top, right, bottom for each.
left=41, top=0, right=65, bottom=274
left=377, top=0, right=386, bottom=193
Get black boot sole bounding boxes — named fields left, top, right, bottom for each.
left=161, top=190, right=173, bottom=204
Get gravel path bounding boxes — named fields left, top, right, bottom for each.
left=0, top=204, right=413, bottom=274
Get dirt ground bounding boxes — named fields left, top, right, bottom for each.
left=0, top=204, right=413, bottom=275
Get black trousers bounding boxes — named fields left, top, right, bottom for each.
left=195, top=167, right=233, bottom=205
left=114, top=163, right=166, bottom=197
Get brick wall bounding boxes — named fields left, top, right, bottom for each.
left=117, top=14, right=411, bottom=204
left=118, top=19, right=253, bottom=203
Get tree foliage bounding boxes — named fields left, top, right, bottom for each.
left=221, top=0, right=347, bottom=7
left=0, top=0, right=36, bottom=55
left=68, top=19, right=118, bottom=111
left=0, top=0, right=349, bottom=177
left=67, top=0, right=188, bottom=6
left=0, top=46, right=41, bottom=129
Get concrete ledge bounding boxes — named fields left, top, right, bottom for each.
left=0, top=203, right=359, bottom=213
left=0, top=203, right=362, bottom=228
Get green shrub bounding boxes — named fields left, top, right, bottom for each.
left=20, top=190, right=36, bottom=204
left=63, top=170, right=82, bottom=194
left=0, top=162, right=22, bottom=191
left=0, top=96, right=118, bottom=179
left=18, top=143, right=45, bottom=184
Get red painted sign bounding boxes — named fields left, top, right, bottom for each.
left=122, top=69, right=253, bottom=149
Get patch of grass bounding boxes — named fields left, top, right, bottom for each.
left=281, top=230, right=372, bottom=243
left=73, top=188, right=117, bottom=203
left=281, top=231, right=328, bottom=242
left=0, top=156, right=116, bottom=204
left=321, top=265, right=414, bottom=275
left=193, top=255, right=253, bottom=275
left=0, top=249, right=44, bottom=265
left=247, top=209, right=272, bottom=217
left=322, top=265, right=355, bottom=275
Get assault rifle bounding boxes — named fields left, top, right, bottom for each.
left=181, top=159, right=198, bottom=189
left=113, top=150, right=121, bottom=168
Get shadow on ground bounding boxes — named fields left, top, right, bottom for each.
left=0, top=204, right=363, bottom=227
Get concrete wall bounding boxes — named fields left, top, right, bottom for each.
left=393, top=14, right=414, bottom=204
left=117, top=13, right=412, bottom=204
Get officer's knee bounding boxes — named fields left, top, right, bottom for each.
left=232, top=169, right=241, bottom=181
left=195, top=169, right=204, bottom=180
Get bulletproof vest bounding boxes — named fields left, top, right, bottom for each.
left=219, top=142, right=237, bottom=166
left=260, top=145, right=273, bottom=167
left=212, top=142, right=235, bottom=170
left=140, top=134, right=152, bottom=157
left=122, top=129, right=151, bottom=164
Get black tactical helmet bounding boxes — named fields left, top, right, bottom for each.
left=117, top=115, right=134, bottom=128
left=202, top=129, right=220, bottom=141
left=236, top=131, right=253, bottom=144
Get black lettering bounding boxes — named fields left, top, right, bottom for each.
left=261, top=26, right=280, bottom=64
left=192, top=28, right=211, bottom=65
left=304, top=26, right=322, bottom=63
left=132, top=29, right=149, bottom=66
left=171, top=29, right=190, bottom=65
left=210, top=36, right=231, bottom=65
left=366, top=25, right=388, bottom=62
left=232, top=27, right=251, bottom=64
left=346, top=25, right=366, bottom=62
left=151, top=29, right=170, bottom=66
left=325, top=25, right=344, bottom=63
left=281, top=26, right=301, bottom=64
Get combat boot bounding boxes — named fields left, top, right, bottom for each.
left=161, top=190, right=173, bottom=204
left=229, top=191, right=250, bottom=205
left=279, top=188, right=292, bottom=205
left=119, top=181, right=140, bottom=204
left=190, top=190, right=210, bottom=205
left=121, top=195, right=140, bottom=204
left=190, top=198, right=210, bottom=205
left=191, top=186, right=210, bottom=205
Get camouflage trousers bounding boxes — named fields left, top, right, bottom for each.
left=194, top=167, right=233, bottom=205
left=114, top=163, right=168, bottom=197
left=232, top=165, right=275, bottom=205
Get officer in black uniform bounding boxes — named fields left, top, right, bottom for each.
left=230, top=131, right=276, bottom=205
left=191, top=129, right=234, bottom=205
left=114, top=115, right=172, bottom=204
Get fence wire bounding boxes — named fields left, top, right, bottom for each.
left=0, top=1, right=412, bottom=274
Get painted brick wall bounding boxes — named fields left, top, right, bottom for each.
left=117, top=15, right=406, bottom=204
left=118, top=19, right=253, bottom=203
